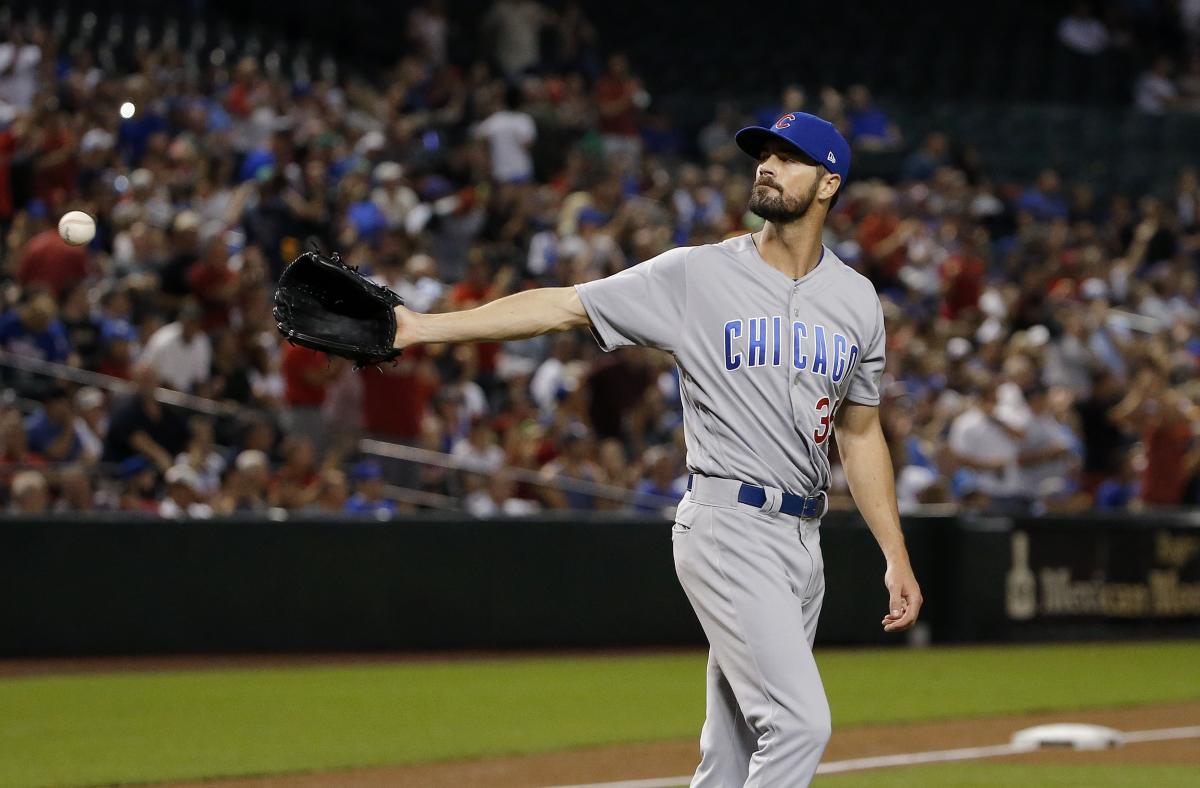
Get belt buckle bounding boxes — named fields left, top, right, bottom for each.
left=801, top=493, right=824, bottom=519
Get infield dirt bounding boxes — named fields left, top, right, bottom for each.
left=163, top=700, right=1200, bottom=788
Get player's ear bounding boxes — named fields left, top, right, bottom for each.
left=820, top=171, right=842, bottom=205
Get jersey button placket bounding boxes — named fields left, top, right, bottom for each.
left=788, top=293, right=804, bottom=427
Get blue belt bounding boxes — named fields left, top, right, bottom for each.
left=687, top=475, right=826, bottom=519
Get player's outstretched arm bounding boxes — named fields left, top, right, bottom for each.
left=393, top=286, right=590, bottom=350
left=834, top=401, right=924, bottom=633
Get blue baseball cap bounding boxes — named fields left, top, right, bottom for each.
left=735, top=112, right=851, bottom=181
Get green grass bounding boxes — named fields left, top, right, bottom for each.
left=816, top=764, right=1200, bottom=787
left=0, top=641, right=1196, bottom=787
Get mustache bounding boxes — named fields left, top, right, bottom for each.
left=754, top=178, right=782, bottom=191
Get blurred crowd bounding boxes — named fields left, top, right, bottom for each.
left=0, top=1, right=1198, bottom=518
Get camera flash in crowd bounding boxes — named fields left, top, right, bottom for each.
left=120, top=101, right=136, bottom=119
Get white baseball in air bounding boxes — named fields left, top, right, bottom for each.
left=58, top=210, right=96, bottom=246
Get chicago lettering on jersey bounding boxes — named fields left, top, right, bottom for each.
left=723, top=317, right=859, bottom=382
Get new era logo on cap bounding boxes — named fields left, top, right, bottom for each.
left=827, top=151, right=837, bottom=164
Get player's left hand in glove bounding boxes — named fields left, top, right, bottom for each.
left=272, top=249, right=404, bottom=368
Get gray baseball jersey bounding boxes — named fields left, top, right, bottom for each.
left=575, top=232, right=885, bottom=495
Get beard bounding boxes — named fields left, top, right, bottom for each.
left=747, top=179, right=820, bottom=224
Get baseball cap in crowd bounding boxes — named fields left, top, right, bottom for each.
left=351, top=460, right=383, bottom=482
left=734, top=112, right=851, bottom=181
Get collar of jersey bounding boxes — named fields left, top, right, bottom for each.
left=743, top=233, right=832, bottom=290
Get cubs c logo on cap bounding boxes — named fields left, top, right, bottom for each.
left=773, top=113, right=795, bottom=130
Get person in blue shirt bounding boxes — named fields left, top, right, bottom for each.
left=0, top=291, right=72, bottom=363
left=845, top=85, right=902, bottom=152
left=1016, top=170, right=1070, bottom=221
left=632, top=446, right=687, bottom=513
left=24, top=383, right=87, bottom=462
left=344, top=460, right=398, bottom=517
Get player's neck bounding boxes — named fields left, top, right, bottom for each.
left=754, top=220, right=825, bottom=280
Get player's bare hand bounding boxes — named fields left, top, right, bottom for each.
left=882, top=562, right=923, bottom=633
left=393, top=304, right=422, bottom=350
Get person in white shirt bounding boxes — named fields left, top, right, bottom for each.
left=1135, top=57, right=1180, bottom=114
left=0, top=28, right=42, bottom=110
left=451, top=419, right=506, bottom=473
left=947, top=382, right=1023, bottom=500
left=1017, top=386, right=1080, bottom=505
left=474, top=86, right=537, bottom=184
left=482, top=0, right=552, bottom=78
left=139, top=300, right=212, bottom=394
left=159, top=464, right=214, bottom=519
left=465, top=469, right=540, bottom=517
left=1057, top=2, right=1109, bottom=55
left=370, top=161, right=419, bottom=229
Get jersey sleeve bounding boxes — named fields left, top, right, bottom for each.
left=846, top=298, right=885, bottom=406
left=574, top=247, right=689, bottom=353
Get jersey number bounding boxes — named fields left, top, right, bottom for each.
left=814, top=397, right=832, bottom=444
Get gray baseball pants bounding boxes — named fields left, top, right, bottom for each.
left=672, top=475, right=830, bottom=787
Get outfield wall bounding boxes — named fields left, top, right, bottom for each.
left=2, top=513, right=1198, bottom=656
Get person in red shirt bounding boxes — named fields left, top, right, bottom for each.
left=282, top=344, right=347, bottom=452
left=1140, top=392, right=1195, bottom=506
left=940, top=227, right=988, bottom=320
left=594, top=53, right=644, bottom=160
left=856, top=187, right=912, bottom=287
left=0, top=120, right=19, bottom=224
left=31, top=106, right=78, bottom=209
left=360, top=347, right=439, bottom=443
left=17, top=229, right=89, bottom=299
left=187, top=235, right=241, bottom=331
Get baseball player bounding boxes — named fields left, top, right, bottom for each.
left=391, top=112, right=923, bottom=786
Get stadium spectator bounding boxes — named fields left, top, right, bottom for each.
left=1058, top=2, right=1110, bottom=55
left=309, top=469, right=351, bottom=514
left=631, top=446, right=686, bottom=513
left=138, top=300, right=212, bottom=394
left=539, top=428, right=605, bottom=509
left=9, top=468, right=49, bottom=514
left=483, top=0, right=553, bottom=78
left=220, top=449, right=271, bottom=513
left=17, top=225, right=88, bottom=299
left=344, top=460, right=398, bottom=517
left=59, top=283, right=101, bottom=371
left=1017, top=170, right=1069, bottom=221
left=160, top=464, right=213, bottom=519
left=0, top=290, right=72, bottom=364
left=282, top=345, right=347, bottom=450
left=408, top=0, right=450, bottom=65
left=1135, top=56, right=1181, bottom=113
left=116, top=456, right=159, bottom=513
left=53, top=464, right=96, bottom=513
left=594, top=53, right=644, bottom=162
left=175, top=418, right=226, bottom=496
left=101, top=366, right=191, bottom=472
left=901, top=132, right=951, bottom=181
left=270, top=436, right=321, bottom=510
left=24, top=383, right=93, bottom=464
left=947, top=381, right=1022, bottom=506
left=475, top=85, right=537, bottom=184
left=845, top=85, right=902, bottom=152
left=465, top=468, right=540, bottom=517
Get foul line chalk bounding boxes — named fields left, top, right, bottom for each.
left=543, top=724, right=1200, bottom=788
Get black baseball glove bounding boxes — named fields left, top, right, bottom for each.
left=273, top=249, right=404, bottom=368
